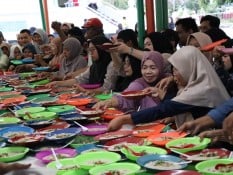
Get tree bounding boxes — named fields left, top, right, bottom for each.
left=185, top=1, right=200, bottom=13
left=103, top=0, right=129, bottom=9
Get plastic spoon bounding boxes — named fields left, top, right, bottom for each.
left=51, top=148, right=62, bottom=169
left=74, top=121, right=88, bottom=131
left=25, top=112, right=33, bottom=119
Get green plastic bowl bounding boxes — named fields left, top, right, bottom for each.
left=63, top=169, right=89, bottom=175
left=70, top=135, right=97, bottom=148
left=0, top=117, right=21, bottom=125
left=16, top=107, right=46, bottom=116
left=0, top=87, right=13, bottom=92
left=195, top=159, right=233, bottom=175
left=121, top=145, right=167, bottom=161
left=89, top=162, right=141, bottom=175
left=29, top=79, right=50, bottom=86
left=94, top=94, right=112, bottom=100
left=0, top=146, right=29, bottom=162
left=27, top=93, right=50, bottom=101
left=166, top=137, right=211, bottom=153
left=22, top=111, right=57, bottom=121
left=47, top=105, right=76, bottom=114
left=47, top=158, right=87, bottom=175
left=19, top=72, right=36, bottom=78
left=10, top=60, right=23, bottom=65
left=74, top=151, right=121, bottom=170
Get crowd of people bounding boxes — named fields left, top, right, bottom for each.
left=1, top=15, right=233, bottom=173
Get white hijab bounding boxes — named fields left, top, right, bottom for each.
left=168, top=46, right=230, bottom=127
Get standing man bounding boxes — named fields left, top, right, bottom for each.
left=82, top=18, right=105, bottom=40
left=200, top=15, right=220, bottom=33
left=175, top=17, right=199, bottom=47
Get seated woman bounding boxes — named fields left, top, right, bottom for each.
left=46, top=36, right=118, bottom=95
left=186, top=32, right=213, bottom=62
left=34, top=44, right=54, bottom=67
left=8, top=44, right=23, bottom=71
left=48, top=37, right=64, bottom=70
left=0, top=49, right=9, bottom=71
left=93, top=51, right=165, bottom=111
left=51, top=37, right=87, bottom=80
left=107, top=46, right=230, bottom=131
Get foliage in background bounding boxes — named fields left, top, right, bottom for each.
left=103, top=0, right=129, bottom=9
left=168, top=0, right=233, bottom=14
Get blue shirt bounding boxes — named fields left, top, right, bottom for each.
left=131, top=100, right=212, bottom=124
left=208, top=97, right=233, bottom=126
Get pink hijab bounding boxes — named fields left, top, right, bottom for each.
left=135, top=51, right=165, bottom=87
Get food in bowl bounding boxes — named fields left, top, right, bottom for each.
left=49, top=133, right=74, bottom=140
left=144, top=160, right=182, bottom=170
left=169, top=143, right=196, bottom=149
left=3, top=132, right=29, bottom=138
left=108, top=143, right=138, bottom=151
left=0, top=152, right=21, bottom=158
left=88, top=159, right=110, bottom=166
left=100, top=170, right=131, bottom=175
left=59, top=165, right=80, bottom=170
left=43, top=153, right=71, bottom=161
left=205, top=163, right=233, bottom=173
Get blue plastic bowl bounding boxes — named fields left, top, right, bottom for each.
left=45, top=127, right=81, bottom=142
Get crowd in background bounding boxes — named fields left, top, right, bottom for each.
left=1, top=15, right=233, bottom=172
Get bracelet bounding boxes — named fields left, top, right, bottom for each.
left=129, top=47, right=134, bottom=55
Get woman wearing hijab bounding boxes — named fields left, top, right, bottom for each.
left=93, top=51, right=166, bottom=112
left=114, top=55, right=142, bottom=92
left=107, top=46, right=230, bottom=131
left=0, top=49, right=9, bottom=71
left=46, top=36, right=118, bottom=95
left=48, top=37, right=64, bottom=70
left=56, top=37, right=87, bottom=78
left=186, top=32, right=213, bottom=62
left=32, top=28, right=49, bottom=53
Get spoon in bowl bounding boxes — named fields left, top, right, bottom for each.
left=74, top=121, right=88, bottom=131
left=51, top=148, right=62, bottom=169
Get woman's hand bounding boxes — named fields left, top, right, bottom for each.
left=198, top=129, right=226, bottom=143
left=159, top=117, right=175, bottom=125
left=108, top=114, right=133, bottom=131
left=0, top=162, right=31, bottom=174
left=45, top=81, right=58, bottom=88
left=223, top=112, right=233, bottom=144
left=63, top=73, right=74, bottom=80
left=92, top=100, right=111, bottom=110
left=177, top=116, right=216, bottom=136
left=109, top=42, right=130, bottom=54
left=155, top=76, right=174, bottom=91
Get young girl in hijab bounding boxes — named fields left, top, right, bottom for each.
left=14, top=43, right=37, bottom=73
left=93, top=51, right=165, bottom=111
left=107, top=46, right=230, bottom=131
left=46, top=36, right=118, bottom=95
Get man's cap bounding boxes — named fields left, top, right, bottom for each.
left=82, top=18, right=103, bottom=28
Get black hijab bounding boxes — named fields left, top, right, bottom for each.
left=114, top=55, right=142, bottom=92
left=88, top=36, right=112, bottom=85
